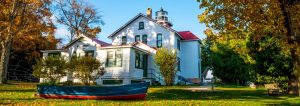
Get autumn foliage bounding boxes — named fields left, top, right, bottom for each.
left=0, top=0, right=59, bottom=84
left=198, top=0, right=300, bottom=95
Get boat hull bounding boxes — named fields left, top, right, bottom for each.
left=37, top=82, right=150, bottom=100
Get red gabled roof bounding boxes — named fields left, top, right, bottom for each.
left=178, top=31, right=199, bottom=40
left=92, top=38, right=111, bottom=47
left=63, top=35, right=111, bottom=49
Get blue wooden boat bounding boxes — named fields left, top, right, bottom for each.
left=37, top=82, right=150, bottom=100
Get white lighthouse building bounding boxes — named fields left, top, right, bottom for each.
left=41, top=8, right=202, bottom=85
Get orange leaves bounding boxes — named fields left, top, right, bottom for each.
left=0, top=0, right=58, bottom=61
left=198, top=0, right=300, bottom=46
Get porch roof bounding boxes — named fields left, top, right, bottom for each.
left=40, top=49, right=65, bottom=53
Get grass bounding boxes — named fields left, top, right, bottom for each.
left=0, top=82, right=299, bottom=106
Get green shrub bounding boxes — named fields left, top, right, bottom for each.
left=68, top=56, right=105, bottom=86
left=154, top=48, right=177, bottom=86
left=33, top=56, right=67, bottom=85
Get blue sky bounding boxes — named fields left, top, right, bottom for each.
left=55, top=0, right=206, bottom=43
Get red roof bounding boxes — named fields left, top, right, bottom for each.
left=92, top=38, right=111, bottom=47
left=178, top=31, right=199, bottom=40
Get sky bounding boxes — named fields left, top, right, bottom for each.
left=55, top=0, right=207, bottom=44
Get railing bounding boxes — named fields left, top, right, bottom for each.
left=147, top=68, right=195, bottom=85
left=146, top=68, right=204, bottom=85
left=176, top=74, right=194, bottom=84
left=146, top=68, right=164, bottom=85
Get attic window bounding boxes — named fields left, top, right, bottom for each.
left=139, top=22, right=144, bottom=30
left=83, top=44, right=89, bottom=49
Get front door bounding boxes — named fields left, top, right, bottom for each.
left=142, top=54, right=148, bottom=77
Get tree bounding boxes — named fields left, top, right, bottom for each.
left=201, top=29, right=254, bottom=85
left=55, top=0, right=104, bottom=42
left=198, top=0, right=300, bottom=96
left=247, top=35, right=293, bottom=91
left=0, top=0, right=55, bottom=84
left=154, top=48, right=177, bottom=86
left=68, top=56, right=105, bottom=85
left=200, top=35, right=213, bottom=72
left=33, top=56, right=67, bottom=85
left=7, top=34, right=60, bottom=82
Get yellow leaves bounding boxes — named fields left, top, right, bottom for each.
left=198, top=11, right=208, bottom=23
left=0, top=0, right=57, bottom=62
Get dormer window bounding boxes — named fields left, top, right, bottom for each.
left=139, top=22, right=144, bottom=30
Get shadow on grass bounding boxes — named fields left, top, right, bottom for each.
left=0, top=98, right=39, bottom=101
left=147, top=88, right=299, bottom=105
left=0, top=102, right=14, bottom=106
left=0, top=89, right=36, bottom=92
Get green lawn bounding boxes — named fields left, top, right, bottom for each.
left=0, top=83, right=299, bottom=106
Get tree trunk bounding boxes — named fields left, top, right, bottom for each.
left=289, top=28, right=300, bottom=96
left=0, top=43, right=6, bottom=84
left=298, top=78, right=300, bottom=96
left=0, top=39, right=12, bottom=84
left=288, top=78, right=299, bottom=95
left=278, top=0, right=300, bottom=96
left=294, top=50, right=300, bottom=96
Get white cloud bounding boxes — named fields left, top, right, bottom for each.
left=55, top=27, right=70, bottom=44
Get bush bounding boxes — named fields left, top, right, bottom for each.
left=68, top=56, right=105, bottom=85
left=154, top=48, right=177, bottom=86
left=33, top=56, right=67, bottom=85
left=61, top=80, right=74, bottom=86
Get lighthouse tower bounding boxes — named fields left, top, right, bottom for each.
left=155, top=8, right=173, bottom=27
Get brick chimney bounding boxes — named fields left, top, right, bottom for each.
left=146, top=8, right=152, bottom=18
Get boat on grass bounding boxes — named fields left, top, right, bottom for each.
left=37, top=82, right=150, bottom=100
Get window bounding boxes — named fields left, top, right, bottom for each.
left=198, top=44, right=201, bottom=58
left=177, top=57, right=181, bottom=71
left=82, top=44, right=89, bottom=49
left=72, top=51, right=77, bottom=58
left=177, top=39, right=181, bottom=50
left=135, top=52, right=143, bottom=69
left=121, top=36, right=127, bottom=45
left=139, top=22, right=144, bottom=30
left=48, top=52, right=60, bottom=57
left=142, top=34, right=147, bottom=44
left=106, top=50, right=122, bottom=67
left=157, top=33, right=162, bottom=48
left=103, top=80, right=123, bottom=85
left=135, top=35, right=140, bottom=42
left=107, top=51, right=115, bottom=67
left=135, top=52, right=140, bottom=68
left=115, top=50, right=122, bottom=67
left=131, top=80, right=142, bottom=83
left=85, top=50, right=94, bottom=57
